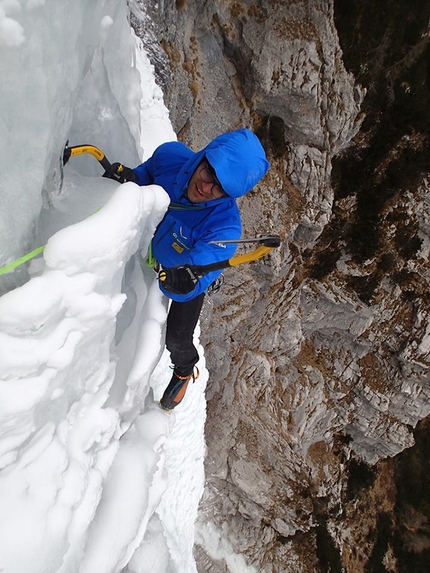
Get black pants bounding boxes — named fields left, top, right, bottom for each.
left=165, top=293, right=205, bottom=375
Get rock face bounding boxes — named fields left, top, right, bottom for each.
left=132, top=0, right=430, bottom=570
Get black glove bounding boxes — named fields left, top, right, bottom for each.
left=103, top=162, right=137, bottom=184
left=159, top=265, right=199, bottom=294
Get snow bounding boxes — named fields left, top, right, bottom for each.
left=0, top=1, right=216, bottom=572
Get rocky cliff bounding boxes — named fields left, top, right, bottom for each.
left=132, top=1, right=430, bottom=570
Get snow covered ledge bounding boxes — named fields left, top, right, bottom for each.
left=0, top=182, right=208, bottom=572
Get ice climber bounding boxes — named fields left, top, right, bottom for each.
left=110, top=129, right=270, bottom=410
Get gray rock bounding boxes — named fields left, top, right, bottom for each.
left=133, top=1, right=430, bottom=570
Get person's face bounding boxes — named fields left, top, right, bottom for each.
left=186, top=160, right=227, bottom=203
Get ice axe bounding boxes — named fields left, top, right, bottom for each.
left=158, top=235, right=281, bottom=283
left=63, top=142, right=132, bottom=183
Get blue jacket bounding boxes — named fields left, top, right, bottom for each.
left=133, top=129, right=270, bottom=302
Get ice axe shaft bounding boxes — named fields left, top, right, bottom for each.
left=191, top=244, right=279, bottom=276
left=159, top=236, right=281, bottom=280
left=63, top=143, right=135, bottom=183
left=63, top=143, right=117, bottom=177
left=208, top=235, right=281, bottom=248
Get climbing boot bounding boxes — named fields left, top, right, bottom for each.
left=159, top=367, right=200, bottom=411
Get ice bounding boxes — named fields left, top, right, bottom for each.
left=0, top=1, right=211, bottom=572
left=0, top=0, right=140, bottom=288
left=0, top=5, right=25, bottom=47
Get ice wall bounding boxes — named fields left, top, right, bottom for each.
left=0, top=0, right=141, bottom=291
left=0, top=181, right=171, bottom=573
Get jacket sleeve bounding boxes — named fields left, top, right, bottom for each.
left=133, top=141, right=193, bottom=186
left=159, top=221, right=241, bottom=303
left=133, top=156, right=155, bottom=186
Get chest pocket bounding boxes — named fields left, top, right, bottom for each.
left=170, top=223, right=193, bottom=254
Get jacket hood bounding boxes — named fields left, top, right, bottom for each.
left=175, top=129, right=270, bottom=201
left=205, top=129, right=270, bottom=198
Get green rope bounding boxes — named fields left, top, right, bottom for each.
left=0, top=232, right=156, bottom=277
left=0, top=246, right=45, bottom=276
left=145, top=241, right=157, bottom=268
left=0, top=210, right=101, bottom=278
left=0, top=240, right=156, bottom=277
